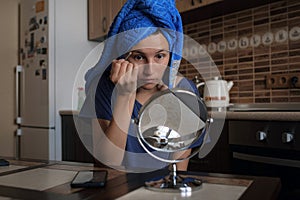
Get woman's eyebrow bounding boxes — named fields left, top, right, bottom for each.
left=131, top=49, right=169, bottom=54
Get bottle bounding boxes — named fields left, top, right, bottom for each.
left=77, top=87, right=85, bottom=111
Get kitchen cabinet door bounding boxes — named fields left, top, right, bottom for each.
left=88, top=0, right=111, bottom=40
left=111, top=0, right=124, bottom=22
left=88, top=0, right=125, bottom=41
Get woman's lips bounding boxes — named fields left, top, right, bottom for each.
left=139, top=79, right=158, bottom=83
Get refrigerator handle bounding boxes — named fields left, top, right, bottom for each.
left=16, top=65, right=22, bottom=124
left=15, top=128, right=22, bottom=160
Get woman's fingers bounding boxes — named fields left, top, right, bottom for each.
left=110, top=59, right=121, bottom=83
left=111, top=59, right=138, bottom=95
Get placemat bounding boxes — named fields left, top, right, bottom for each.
left=0, top=165, right=27, bottom=174
left=117, top=183, right=247, bottom=200
left=0, top=168, right=76, bottom=191
left=0, top=196, right=16, bottom=200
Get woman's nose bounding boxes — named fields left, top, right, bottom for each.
left=142, top=60, right=155, bottom=75
left=143, top=65, right=153, bottom=75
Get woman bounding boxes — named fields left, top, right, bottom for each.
left=81, top=0, right=201, bottom=172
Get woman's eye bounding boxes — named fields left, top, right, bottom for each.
left=155, top=53, right=165, bottom=60
left=156, top=54, right=164, bottom=59
left=133, top=55, right=144, bottom=61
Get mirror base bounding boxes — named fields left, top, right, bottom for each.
left=144, top=163, right=202, bottom=193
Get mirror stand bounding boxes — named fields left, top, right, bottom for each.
left=145, top=163, right=202, bottom=193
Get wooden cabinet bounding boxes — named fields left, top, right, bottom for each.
left=88, top=0, right=124, bottom=41
left=176, top=0, right=223, bottom=13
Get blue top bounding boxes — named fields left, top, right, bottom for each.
left=95, top=70, right=204, bottom=170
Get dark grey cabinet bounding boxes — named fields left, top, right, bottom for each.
left=60, top=112, right=94, bottom=163
left=188, top=120, right=232, bottom=173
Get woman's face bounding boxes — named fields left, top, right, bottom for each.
left=127, top=33, right=170, bottom=90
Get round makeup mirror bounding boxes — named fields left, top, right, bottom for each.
left=135, top=88, right=213, bottom=192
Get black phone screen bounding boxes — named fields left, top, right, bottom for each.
left=70, top=170, right=107, bottom=188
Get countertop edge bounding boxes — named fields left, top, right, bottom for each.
left=59, top=110, right=300, bottom=121
left=212, top=111, right=300, bottom=121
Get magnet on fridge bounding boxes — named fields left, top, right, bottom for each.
left=40, top=60, right=45, bottom=67
left=42, top=68, right=47, bottom=80
left=40, top=36, right=46, bottom=43
left=36, top=1, right=45, bottom=13
left=35, top=69, right=40, bottom=76
left=41, top=48, right=47, bottom=55
left=29, top=17, right=37, bottom=25
left=44, top=16, right=48, bottom=24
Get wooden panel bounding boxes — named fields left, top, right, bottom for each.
left=88, top=0, right=125, bottom=41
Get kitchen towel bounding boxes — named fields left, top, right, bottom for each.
left=84, top=0, right=183, bottom=92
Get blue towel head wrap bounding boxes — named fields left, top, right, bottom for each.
left=84, top=0, right=183, bottom=91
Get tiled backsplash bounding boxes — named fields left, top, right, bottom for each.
left=179, top=0, right=300, bottom=104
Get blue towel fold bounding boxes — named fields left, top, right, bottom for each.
left=84, top=0, right=183, bottom=91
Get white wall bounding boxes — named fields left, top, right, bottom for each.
left=54, top=0, right=99, bottom=160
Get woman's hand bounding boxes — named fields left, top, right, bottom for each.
left=110, top=59, right=138, bottom=95
left=156, top=81, right=168, bottom=91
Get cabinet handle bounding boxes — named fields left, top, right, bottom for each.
left=102, top=17, right=107, bottom=33
left=282, top=132, right=294, bottom=143
left=191, top=0, right=195, bottom=6
left=15, top=65, right=22, bottom=124
left=256, top=131, right=267, bottom=141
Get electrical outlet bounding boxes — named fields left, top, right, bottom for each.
left=266, top=74, right=300, bottom=89
left=278, top=75, right=289, bottom=88
left=266, top=75, right=275, bottom=89
left=266, top=74, right=289, bottom=89
left=290, top=73, right=300, bottom=88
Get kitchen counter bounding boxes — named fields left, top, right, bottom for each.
left=216, top=111, right=300, bottom=121
left=0, top=159, right=281, bottom=200
left=60, top=110, right=300, bottom=121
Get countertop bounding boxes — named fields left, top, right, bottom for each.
left=60, top=110, right=300, bottom=121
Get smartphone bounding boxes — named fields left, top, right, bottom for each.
left=70, top=170, right=107, bottom=188
left=0, top=159, right=9, bottom=166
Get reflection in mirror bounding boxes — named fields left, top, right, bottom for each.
left=136, top=88, right=213, bottom=193
left=138, top=89, right=206, bottom=153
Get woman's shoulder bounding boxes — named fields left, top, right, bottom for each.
left=175, top=76, right=199, bottom=95
left=176, top=76, right=196, bottom=87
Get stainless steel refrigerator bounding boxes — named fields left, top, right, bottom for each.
left=16, top=0, right=55, bottom=160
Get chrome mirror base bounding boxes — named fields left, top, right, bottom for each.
left=145, top=163, right=202, bottom=193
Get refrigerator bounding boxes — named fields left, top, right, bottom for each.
left=16, top=0, right=55, bottom=160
